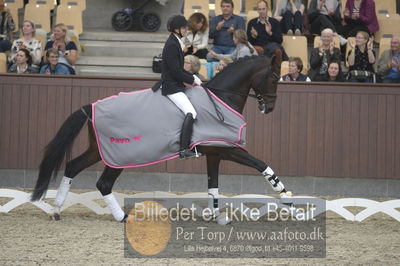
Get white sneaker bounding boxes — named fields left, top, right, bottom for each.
left=287, top=29, right=293, bottom=36
left=295, top=29, right=301, bottom=36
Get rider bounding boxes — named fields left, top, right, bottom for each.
left=155, top=15, right=202, bottom=159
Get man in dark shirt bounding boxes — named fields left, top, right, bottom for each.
left=207, top=0, right=245, bottom=62
left=246, top=0, right=288, bottom=60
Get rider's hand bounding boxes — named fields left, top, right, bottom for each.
left=193, top=75, right=202, bottom=86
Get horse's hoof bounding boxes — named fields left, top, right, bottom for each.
left=53, top=212, right=61, bottom=221
left=216, top=212, right=231, bottom=225
left=280, top=191, right=294, bottom=207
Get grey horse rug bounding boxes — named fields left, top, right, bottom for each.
left=92, top=86, right=247, bottom=168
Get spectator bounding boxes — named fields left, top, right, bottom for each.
left=347, top=31, right=375, bottom=82
left=209, top=29, right=258, bottom=61
left=215, top=57, right=233, bottom=72
left=207, top=0, right=245, bottom=62
left=183, top=13, right=209, bottom=59
left=307, top=0, right=344, bottom=42
left=343, top=0, right=379, bottom=38
left=0, top=1, right=15, bottom=52
left=44, top=23, right=77, bottom=74
left=247, top=0, right=288, bottom=59
left=39, top=48, right=73, bottom=75
left=8, top=48, right=37, bottom=73
left=280, top=57, right=311, bottom=81
left=376, top=36, right=400, bottom=83
left=322, top=60, right=345, bottom=81
left=184, top=55, right=206, bottom=81
left=10, top=20, right=42, bottom=68
left=274, top=0, right=305, bottom=36
left=309, top=28, right=341, bottom=81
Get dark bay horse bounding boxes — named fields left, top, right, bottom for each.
left=31, top=52, right=292, bottom=222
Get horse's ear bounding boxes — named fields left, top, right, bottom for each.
left=271, top=49, right=282, bottom=79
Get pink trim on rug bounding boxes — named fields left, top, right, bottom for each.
left=92, top=88, right=151, bottom=106
left=205, top=88, right=245, bottom=120
left=238, top=122, right=247, bottom=143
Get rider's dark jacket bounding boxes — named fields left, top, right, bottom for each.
left=156, top=33, right=194, bottom=96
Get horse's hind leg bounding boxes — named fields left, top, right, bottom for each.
left=96, top=166, right=127, bottom=222
left=220, top=148, right=292, bottom=197
left=53, top=125, right=101, bottom=219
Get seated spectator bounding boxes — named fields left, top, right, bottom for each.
left=44, top=23, right=77, bottom=74
left=273, top=0, right=305, bottom=36
left=10, top=20, right=42, bottom=68
left=280, top=57, right=311, bottom=81
left=376, top=36, right=400, bottom=83
left=183, top=13, right=209, bottom=59
left=322, top=61, right=345, bottom=81
left=215, top=57, right=233, bottom=72
left=8, top=48, right=37, bottom=73
left=209, top=29, right=258, bottom=61
left=207, top=0, right=245, bottom=62
left=343, top=0, right=379, bottom=38
left=40, top=48, right=73, bottom=75
left=309, top=28, right=341, bottom=81
left=0, top=2, right=15, bottom=52
left=307, top=0, right=346, bottom=44
left=347, top=31, right=375, bottom=82
left=184, top=55, right=206, bottom=81
left=247, top=0, right=288, bottom=59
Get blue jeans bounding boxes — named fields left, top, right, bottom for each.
left=206, top=45, right=235, bottom=62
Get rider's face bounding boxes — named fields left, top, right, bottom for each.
left=178, top=26, right=188, bottom=37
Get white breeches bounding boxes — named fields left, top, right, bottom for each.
left=167, top=92, right=197, bottom=119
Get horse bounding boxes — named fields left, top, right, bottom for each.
left=31, top=51, right=292, bottom=222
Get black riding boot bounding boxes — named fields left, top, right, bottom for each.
left=179, top=113, right=199, bottom=159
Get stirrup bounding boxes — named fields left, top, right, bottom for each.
left=179, top=146, right=201, bottom=159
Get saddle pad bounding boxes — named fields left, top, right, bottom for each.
left=92, top=86, right=247, bottom=168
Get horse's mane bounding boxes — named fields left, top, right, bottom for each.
left=204, top=55, right=269, bottom=87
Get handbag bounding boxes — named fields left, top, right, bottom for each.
left=152, top=54, right=162, bottom=73
left=348, top=70, right=374, bottom=82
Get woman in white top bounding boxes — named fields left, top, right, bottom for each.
left=182, top=12, right=209, bottom=59
left=209, top=29, right=258, bottom=61
left=10, top=20, right=42, bottom=68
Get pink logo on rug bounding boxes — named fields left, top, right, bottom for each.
left=110, top=137, right=131, bottom=144
left=132, top=136, right=142, bottom=142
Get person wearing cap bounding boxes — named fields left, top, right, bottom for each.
left=152, top=15, right=202, bottom=159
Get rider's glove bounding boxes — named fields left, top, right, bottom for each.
left=193, top=75, right=202, bottom=86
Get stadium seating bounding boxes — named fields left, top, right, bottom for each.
left=24, top=3, right=52, bottom=33
left=183, top=0, right=209, bottom=18
left=345, top=37, right=355, bottom=66
left=35, top=28, right=48, bottom=50
left=59, top=0, right=86, bottom=11
left=282, top=35, right=308, bottom=73
left=245, top=0, right=271, bottom=12
left=375, top=13, right=400, bottom=43
left=31, top=0, right=56, bottom=10
left=4, top=0, right=23, bottom=32
left=313, top=35, right=340, bottom=49
left=56, top=5, right=83, bottom=35
left=375, top=0, right=396, bottom=15
left=378, top=37, right=392, bottom=58
left=215, top=0, right=241, bottom=15
left=280, top=60, right=289, bottom=75
left=199, top=59, right=208, bottom=80
left=0, top=53, right=7, bottom=73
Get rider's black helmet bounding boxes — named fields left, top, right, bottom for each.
left=167, top=15, right=188, bottom=32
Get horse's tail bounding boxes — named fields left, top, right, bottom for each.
left=31, top=104, right=92, bottom=201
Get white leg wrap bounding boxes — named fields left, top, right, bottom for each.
left=262, top=167, right=285, bottom=192
left=54, top=176, right=72, bottom=207
left=103, top=193, right=125, bottom=222
left=208, top=188, right=220, bottom=216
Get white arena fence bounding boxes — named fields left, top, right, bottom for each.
left=0, top=189, right=399, bottom=222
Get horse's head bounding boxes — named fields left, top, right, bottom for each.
left=251, top=49, right=282, bottom=114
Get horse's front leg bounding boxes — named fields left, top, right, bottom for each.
left=206, top=154, right=230, bottom=225
left=220, top=148, right=292, bottom=198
